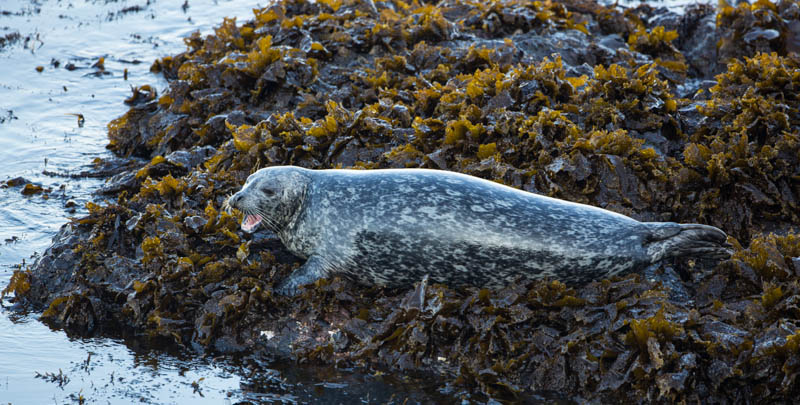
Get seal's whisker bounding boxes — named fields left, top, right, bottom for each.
left=254, top=207, right=277, bottom=231
left=222, top=193, right=233, bottom=213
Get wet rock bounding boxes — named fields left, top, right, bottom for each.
left=21, top=224, right=86, bottom=308
left=3, top=176, right=27, bottom=187
left=675, top=5, right=719, bottom=78
left=163, top=145, right=217, bottom=171
left=183, top=215, right=207, bottom=234
left=97, top=171, right=138, bottom=195
left=21, top=183, right=47, bottom=195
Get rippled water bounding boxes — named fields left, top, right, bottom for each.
left=0, top=1, right=447, bottom=403
left=0, top=2, right=260, bottom=402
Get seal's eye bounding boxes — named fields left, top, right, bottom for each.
left=263, top=188, right=276, bottom=196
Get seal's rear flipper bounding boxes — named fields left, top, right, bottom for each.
left=644, top=222, right=733, bottom=263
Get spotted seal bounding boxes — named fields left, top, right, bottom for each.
left=226, top=166, right=731, bottom=295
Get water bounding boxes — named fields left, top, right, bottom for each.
left=0, top=1, right=445, bottom=403
left=0, top=316, right=242, bottom=403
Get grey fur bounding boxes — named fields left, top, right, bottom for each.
left=227, top=166, right=732, bottom=295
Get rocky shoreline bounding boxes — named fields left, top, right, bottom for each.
left=5, top=0, right=800, bottom=402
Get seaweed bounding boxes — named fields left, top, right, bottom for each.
left=717, top=0, right=800, bottom=61
left=1, top=270, right=30, bottom=298
left=9, top=0, right=800, bottom=403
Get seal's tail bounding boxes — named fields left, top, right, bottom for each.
left=643, top=222, right=732, bottom=263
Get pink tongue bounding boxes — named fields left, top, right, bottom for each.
left=242, top=214, right=262, bottom=232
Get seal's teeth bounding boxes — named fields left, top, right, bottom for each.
left=241, top=214, right=263, bottom=233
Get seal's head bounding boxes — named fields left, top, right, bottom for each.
left=225, top=166, right=310, bottom=233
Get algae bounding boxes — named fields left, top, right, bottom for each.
left=9, top=0, right=800, bottom=402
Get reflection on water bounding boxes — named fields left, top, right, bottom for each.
left=0, top=1, right=446, bottom=403
left=0, top=309, right=446, bottom=403
left=0, top=310, right=241, bottom=403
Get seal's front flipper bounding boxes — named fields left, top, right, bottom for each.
left=275, top=255, right=329, bottom=296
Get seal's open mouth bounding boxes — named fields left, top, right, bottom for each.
left=242, top=214, right=262, bottom=232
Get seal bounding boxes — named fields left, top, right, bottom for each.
left=226, top=166, right=732, bottom=295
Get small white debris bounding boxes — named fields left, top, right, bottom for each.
left=260, top=330, right=275, bottom=340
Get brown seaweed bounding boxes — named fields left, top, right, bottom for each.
left=7, top=0, right=800, bottom=402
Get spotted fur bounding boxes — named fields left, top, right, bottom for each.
left=228, top=166, right=731, bottom=295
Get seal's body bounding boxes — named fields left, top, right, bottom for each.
left=227, top=166, right=731, bottom=295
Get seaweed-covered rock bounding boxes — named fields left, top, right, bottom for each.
left=5, top=0, right=800, bottom=402
left=717, top=0, right=800, bottom=61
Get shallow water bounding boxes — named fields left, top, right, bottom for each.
left=0, top=1, right=449, bottom=403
